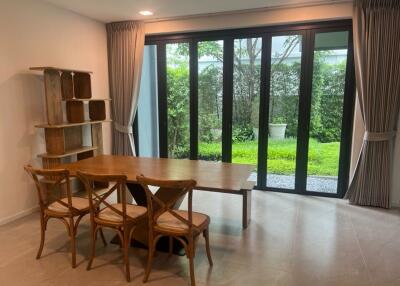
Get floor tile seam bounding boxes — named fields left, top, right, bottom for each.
left=349, top=214, right=374, bottom=286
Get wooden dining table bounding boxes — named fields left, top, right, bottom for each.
left=58, top=155, right=255, bottom=248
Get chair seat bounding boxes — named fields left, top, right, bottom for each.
left=47, top=197, right=89, bottom=214
left=156, top=210, right=209, bottom=232
left=97, top=203, right=147, bottom=223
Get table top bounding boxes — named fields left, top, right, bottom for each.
left=59, top=155, right=255, bottom=193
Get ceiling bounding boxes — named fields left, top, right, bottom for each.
left=43, top=0, right=348, bottom=23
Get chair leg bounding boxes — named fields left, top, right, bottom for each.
left=36, top=216, right=47, bottom=259
left=69, top=217, right=77, bottom=268
left=95, top=207, right=107, bottom=247
left=188, top=237, right=196, bottom=286
left=87, top=224, right=98, bottom=270
left=123, top=228, right=131, bottom=282
left=98, top=228, right=107, bottom=247
left=143, top=240, right=156, bottom=283
left=203, top=228, right=213, bottom=266
left=117, top=227, right=123, bottom=249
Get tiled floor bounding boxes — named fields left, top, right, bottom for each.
left=1, top=191, right=400, bottom=286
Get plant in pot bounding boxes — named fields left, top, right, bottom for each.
left=269, top=116, right=287, bottom=140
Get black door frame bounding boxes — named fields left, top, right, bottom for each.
left=143, top=19, right=355, bottom=198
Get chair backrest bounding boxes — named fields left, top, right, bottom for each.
left=77, top=171, right=132, bottom=224
left=24, top=165, right=73, bottom=212
left=136, top=175, right=197, bottom=232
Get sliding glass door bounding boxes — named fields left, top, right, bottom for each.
left=198, top=40, right=224, bottom=161
left=139, top=20, right=355, bottom=198
left=232, top=37, right=261, bottom=174
left=266, top=34, right=302, bottom=190
left=166, top=42, right=190, bottom=159
left=305, top=30, right=352, bottom=195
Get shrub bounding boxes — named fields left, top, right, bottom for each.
left=166, top=42, right=347, bottom=162
left=267, top=55, right=347, bottom=142
left=198, top=65, right=223, bottom=143
left=232, top=125, right=254, bottom=142
left=166, top=65, right=190, bottom=158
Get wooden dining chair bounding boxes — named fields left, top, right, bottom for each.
left=24, top=165, right=106, bottom=268
left=137, top=175, right=213, bottom=286
left=77, top=171, right=147, bottom=282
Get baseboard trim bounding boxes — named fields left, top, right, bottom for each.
left=0, top=206, right=39, bottom=226
left=391, top=201, right=400, bottom=208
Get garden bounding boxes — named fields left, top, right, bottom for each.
left=199, top=139, right=340, bottom=176
left=166, top=37, right=347, bottom=178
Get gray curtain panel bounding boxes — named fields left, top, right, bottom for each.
left=345, top=0, right=400, bottom=208
left=106, top=21, right=145, bottom=156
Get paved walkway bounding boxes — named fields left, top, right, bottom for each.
left=248, top=173, right=338, bottom=193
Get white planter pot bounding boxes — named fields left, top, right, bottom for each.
left=269, top=123, right=287, bottom=140
left=253, top=127, right=259, bottom=139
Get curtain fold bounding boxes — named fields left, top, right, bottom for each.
left=106, top=21, right=145, bottom=156
left=345, top=0, right=400, bottom=208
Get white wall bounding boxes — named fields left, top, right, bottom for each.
left=391, top=122, right=400, bottom=206
left=0, top=0, right=110, bottom=224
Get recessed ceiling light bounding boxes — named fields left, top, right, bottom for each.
left=139, top=10, right=153, bottom=16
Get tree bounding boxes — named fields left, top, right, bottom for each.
left=198, top=65, right=223, bottom=143
left=269, top=35, right=302, bottom=129
left=232, top=38, right=262, bottom=139
left=269, top=61, right=301, bottom=137
left=310, top=52, right=346, bottom=142
left=165, top=36, right=346, bottom=157
left=166, top=44, right=190, bottom=158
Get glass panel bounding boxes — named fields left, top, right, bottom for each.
left=138, top=45, right=159, bottom=157
left=198, top=40, right=224, bottom=161
left=232, top=38, right=262, bottom=180
left=306, top=31, right=349, bottom=193
left=266, top=35, right=302, bottom=189
left=166, top=42, right=190, bottom=159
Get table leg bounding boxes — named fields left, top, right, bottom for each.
left=242, top=190, right=252, bottom=229
left=126, top=183, right=147, bottom=207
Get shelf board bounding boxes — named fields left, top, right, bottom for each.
left=30, top=66, right=92, bottom=74
left=35, top=119, right=112, bottom=129
left=38, top=146, right=97, bottom=159
left=64, top=98, right=111, bottom=102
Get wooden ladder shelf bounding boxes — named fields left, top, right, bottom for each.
left=30, top=66, right=111, bottom=199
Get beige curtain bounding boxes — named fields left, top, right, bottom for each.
left=106, top=21, right=144, bottom=156
left=345, top=0, right=400, bottom=208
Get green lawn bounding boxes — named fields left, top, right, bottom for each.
left=199, top=138, right=340, bottom=176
